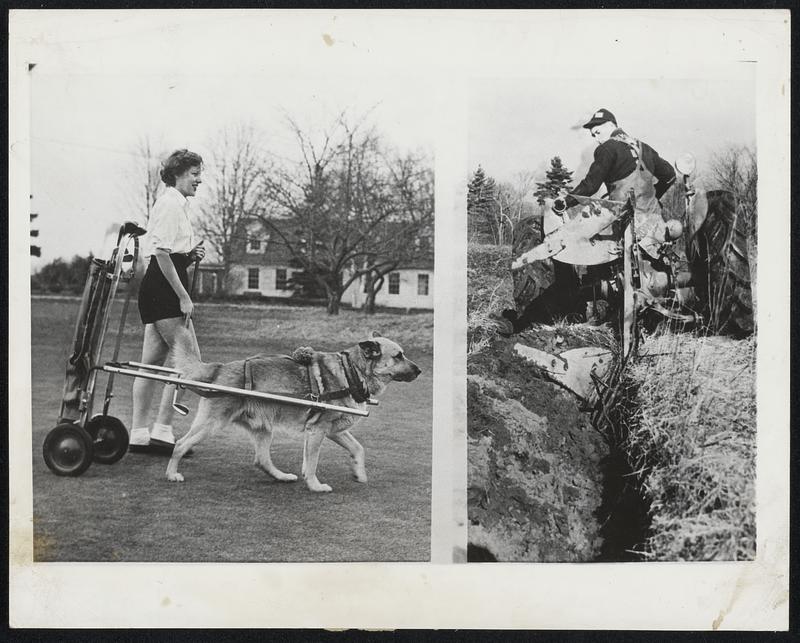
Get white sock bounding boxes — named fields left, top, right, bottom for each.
left=129, top=427, right=150, bottom=445
left=151, top=423, right=176, bottom=443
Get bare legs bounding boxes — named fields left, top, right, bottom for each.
left=131, top=324, right=169, bottom=431
left=153, top=318, right=200, bottom=426
left=130, top=317, right=200, bottom=433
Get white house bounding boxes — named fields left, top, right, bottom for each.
left=343, top=265, right=433, bottom=310
left=203, top=217, right=434, bottom=310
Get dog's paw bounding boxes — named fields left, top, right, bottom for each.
left=167, top=472, right=185, bottom=482
left=308, top=482, right=333, bottom=493
left=276, top=473, right=298, bottom=482
left=353, top=471, right=368, bottom=483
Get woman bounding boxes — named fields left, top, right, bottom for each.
left=129, top=149, right=206, bottom=451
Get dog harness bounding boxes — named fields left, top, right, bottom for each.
left=240, top=352, right=371, bottom=404
left=336, top=352, right=371, bottom=404
left=301, top=353, right=371, bottom=404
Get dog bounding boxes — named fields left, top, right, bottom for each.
left=166, top=331, right=421, bottom=492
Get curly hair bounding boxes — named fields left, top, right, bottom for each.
left=160, top=149, right=204, bottom=186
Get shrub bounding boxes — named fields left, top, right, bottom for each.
left=467, top=243, right=514, bottom=354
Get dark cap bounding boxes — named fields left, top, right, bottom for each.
left=582, top=108, right=617, bottom=129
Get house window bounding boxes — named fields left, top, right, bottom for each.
left=248, top=238, right=261, bottom=253
left=388, top=272, right=400, bottom=295
left=247, top=268, right=260, bottom=289
left=417, top=273, right=429, bottom=296
left=276, top=268, right=289, bottom=290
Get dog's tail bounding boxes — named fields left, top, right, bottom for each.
left=171, top=327, right=215, bottom=383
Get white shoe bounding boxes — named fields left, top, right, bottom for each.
left=150, top=423, right=176, bottom=445
left=129, top=427, right=151, bottom=446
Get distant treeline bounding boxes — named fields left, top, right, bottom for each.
left=31, top=255, right=95, bottom=295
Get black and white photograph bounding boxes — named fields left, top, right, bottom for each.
left=466, top=77, right=758, bottom=562
left=25, top=57, right=435, bottom=561
left=9, top=8, right=790, bottom=632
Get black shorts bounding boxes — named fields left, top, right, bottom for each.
left=137, top=254, right=191, bottom=324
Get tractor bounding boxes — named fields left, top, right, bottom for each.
left=503, top=154, right=754, bottom=400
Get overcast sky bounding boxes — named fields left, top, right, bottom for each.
left=15, top=11, right=764, bottom=270
left=468, top=73, right=756, bottom=188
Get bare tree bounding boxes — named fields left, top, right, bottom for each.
left=125, top=135, right=166, bottom=227
left=359, top=152, right=434, bottom=313
left=196, top=123, right=269, bottom=290
left=259, top=111, right=430, bottom=315
left=708, top=144, right=757, bottom=242
left=486, top=171, right=537, bottom=246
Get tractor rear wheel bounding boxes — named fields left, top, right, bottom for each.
left=687, top=190, right=754, bottom=336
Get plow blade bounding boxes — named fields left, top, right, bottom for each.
left=513, top=344, right=614, bottom=401
left=511, top=197, right=626, bottom=270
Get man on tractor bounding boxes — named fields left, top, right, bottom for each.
left=502, top=108, right=681, bottom=336
left=555, top=108, right=677, bottom=258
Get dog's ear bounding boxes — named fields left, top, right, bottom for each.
left=359, top=340, right=382, bottom=360
left=371, top=330, right=382, bottom=338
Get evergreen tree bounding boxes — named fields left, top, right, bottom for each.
left=467, top=165, right=499, bottom=241
left=533, top=156, right=574, bottom=205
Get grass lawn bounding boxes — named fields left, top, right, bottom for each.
left=30, top=298, right=433, bottom=562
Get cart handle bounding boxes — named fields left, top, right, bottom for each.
left=99, top=364, right=372, bottom=417
left=117, top=221, right=147, bottom=245
left=184, top=255, right=202, bottom=327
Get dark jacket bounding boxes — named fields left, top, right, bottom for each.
left=565, top=130, right=675, bottom=208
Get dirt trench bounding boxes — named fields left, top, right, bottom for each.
left=467, top=325, right=650, bottom=562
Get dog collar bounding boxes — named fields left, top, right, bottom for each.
left=338, top=352, right=371, bottom=404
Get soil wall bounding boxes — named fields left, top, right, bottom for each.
left=467, top=328, right=612, bottom=561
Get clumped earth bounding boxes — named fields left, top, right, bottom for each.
left=468, top=242, right=628, bottom=561
left=468, top=327, right=614, bottom=561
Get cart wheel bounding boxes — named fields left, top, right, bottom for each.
left=85, top=415, right=129, bottom=465
left=43, top=423, right=94, bottom=476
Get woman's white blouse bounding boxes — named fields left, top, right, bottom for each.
left=145, top=187, right=196, bottom=257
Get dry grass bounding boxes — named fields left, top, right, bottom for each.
left=627, top=331, right=756, bottom=560
left=467, top=243, right=514, bottom=355
left=544, top=319, right=619, bottom=353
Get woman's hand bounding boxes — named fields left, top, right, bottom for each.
left=188, top=240, right=206, bottom=263
left=179, top=293, right=194, bottom=319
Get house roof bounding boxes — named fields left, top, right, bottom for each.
left=232, top=217, right=434, bottom=271
left=231, top=218, right=297, bottom=266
